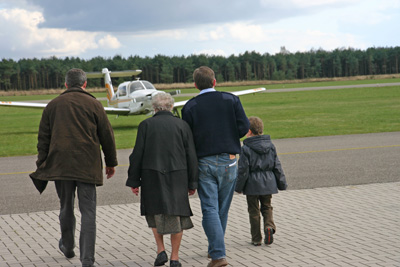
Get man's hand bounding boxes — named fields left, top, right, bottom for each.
left=131, top=187, right=139, bottom=196
left=105, top=166, right=115, bottom=179
left=188, top=189, right=196, bottom=196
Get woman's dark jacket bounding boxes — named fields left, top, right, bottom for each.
left=29, top=87, right=118, bottom=191
left=126, top=111, right=198, bottom=216
left=235, top=135, right=287, bottom=195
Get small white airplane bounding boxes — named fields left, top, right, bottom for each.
left=0, top=68, right=266, bottom=117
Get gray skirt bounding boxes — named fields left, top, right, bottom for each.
left=146, top=214, right=194, bottom=235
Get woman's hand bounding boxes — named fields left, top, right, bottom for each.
left=131, top=187, right=139, bottom=196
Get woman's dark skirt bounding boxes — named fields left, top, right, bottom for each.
left=146, top=214, right=194, bottom=234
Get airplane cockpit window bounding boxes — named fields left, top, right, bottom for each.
left=118, top=85, right=127, bottom=97
left=129, top=81, right=145, bottom=92
left=142, top=81, right=156, bottom=89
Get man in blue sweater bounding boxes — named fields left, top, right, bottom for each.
left=182, top=66, right=249, bottom=267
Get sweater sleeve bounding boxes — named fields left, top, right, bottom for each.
left=181, top=105, right=192, bottom=129
left=234, top=97, right=250, bottom=138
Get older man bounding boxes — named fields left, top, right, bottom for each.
left=30, top=68, right=118, bottom=267
left=126, top=93, right=198, bottom=267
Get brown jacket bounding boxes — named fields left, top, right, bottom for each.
left=30, top=87, right=117, bottom=191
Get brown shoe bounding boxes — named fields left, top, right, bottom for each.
left=207, top=258, right=228, bottom=267
left=264, top=227, right=274, bottom=245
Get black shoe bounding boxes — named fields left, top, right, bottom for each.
left=170, top=260, right=182, bottom=267
left=264, top=228, right=274, bottom=245
left=58, top=239, right=75, bottom=258
left=154, top=251, right=168, bottom=266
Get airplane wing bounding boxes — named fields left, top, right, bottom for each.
left=0, top=100, right=132, bottom=115
left=173, top=87, right=266, bottom=108
left=230, top=87, right=266, bottom=96
left=0, top=101, right=47, bottom=109
left=1, top=87, right=266, bottom=114
left=86, top=69, right=142, bottom=78
left=104, top=106, right=131, bottom=115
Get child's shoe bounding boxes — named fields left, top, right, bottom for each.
left=264, top=227, right=274, bottom=245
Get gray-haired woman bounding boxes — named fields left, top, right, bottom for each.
left=126, top=93, right=198, bottom=267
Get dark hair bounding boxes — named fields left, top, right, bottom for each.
left=248, top=116, right=264, bottom=135
left=193, top=66, right=215, bottom=90
left=65, top=68, right=87, bottom=88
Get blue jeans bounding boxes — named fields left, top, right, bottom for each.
left=198, top=153, right=237, bottom=260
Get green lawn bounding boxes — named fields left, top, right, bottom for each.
left=0, top=82, right=399, bottom=157
left=239, top=86, right=400, bottom=138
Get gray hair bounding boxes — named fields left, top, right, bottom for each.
left=152, top=92, right=174, bottom=112
left=65, top=68, right=87, bottom=88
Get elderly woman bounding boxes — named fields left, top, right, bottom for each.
left=126, top=93, right=198, bottom=267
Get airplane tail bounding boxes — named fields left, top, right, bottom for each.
left=86, top=68, right=142, bottom=101
left=102, top=68, right=115, bottom=101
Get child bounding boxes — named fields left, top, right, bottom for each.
left=235, top=116, right=287, bottom=246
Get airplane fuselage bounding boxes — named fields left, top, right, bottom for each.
left=109, top=80, right=160, bottom=115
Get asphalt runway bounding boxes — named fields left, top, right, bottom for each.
left=1, top=131, right=399, bottom=215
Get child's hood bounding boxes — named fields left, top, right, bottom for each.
left=243, top=135, right=273, bottom=154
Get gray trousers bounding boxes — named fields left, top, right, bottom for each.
left=55, top=180, right=96, bottom=266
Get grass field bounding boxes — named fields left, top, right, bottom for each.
left=0, top=80, right=399, bottom=157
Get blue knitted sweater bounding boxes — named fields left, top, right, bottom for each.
left=182, top=91, right=249, bottom=157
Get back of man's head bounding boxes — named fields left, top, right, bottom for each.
left=65, top=68, right=87, bottom=88
left=193, top=66, right=215, bottom=90
left=249, top=116, right=264, bottom=135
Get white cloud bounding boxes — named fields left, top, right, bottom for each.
left=0, top=8, right=122, bottom=58
left=374, top=0, right=400, bottom=9
left=131, top=29, right=188, bottom=40
left=265, top=29, right=366, bottom=53
left=337, top=0, right=397, bottom=26
left=0, top=0, right=398, bottom=60
left=227, top=23, right=267, bottom=43
left=198, top=26, right=226, bottom=41
left=98, top=35, right=121, bottom=49
left=289, top=0, right=358, bottom=7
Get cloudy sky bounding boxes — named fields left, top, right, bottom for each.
left=0, top=0, right=399, bottom=60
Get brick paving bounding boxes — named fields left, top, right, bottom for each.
left=1, top=182, right=400, bottom=267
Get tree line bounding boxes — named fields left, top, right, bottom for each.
left=0, top=46, right=399, bottom=91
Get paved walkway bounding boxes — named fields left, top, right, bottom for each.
left=1, top=182, right=400, bottom=267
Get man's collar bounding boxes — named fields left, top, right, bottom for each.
left=199, top=88, right=216, bottom=95
left=61, top=87, right=95, bottom=98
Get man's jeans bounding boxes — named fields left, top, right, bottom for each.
left=55, top=181, right=96, bottom=266
left=198, top=153, right=237, bottom=260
